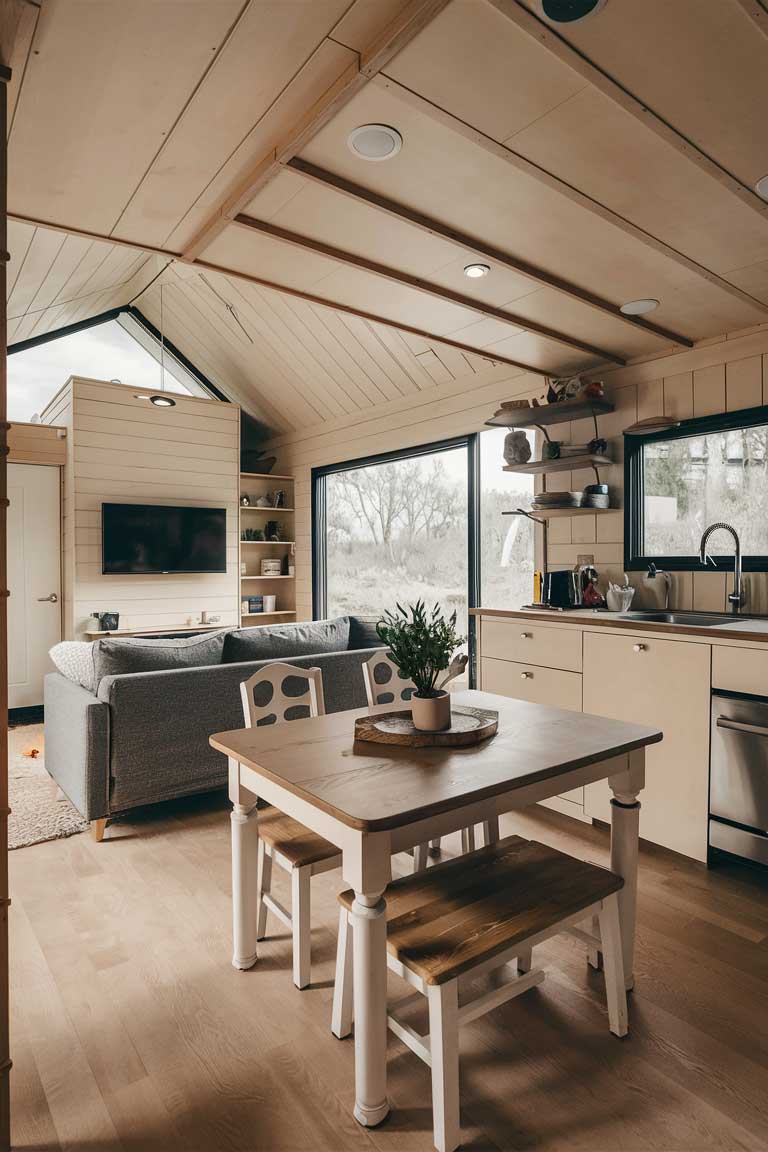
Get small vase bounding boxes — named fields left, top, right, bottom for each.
left=411, top=691, right=451, bottom=732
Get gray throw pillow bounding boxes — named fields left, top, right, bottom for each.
left=348, top=615, right=384, bottom=650
left=92, top=629, right=228, bottom=686
left=222, top=617, right=350, bottom=663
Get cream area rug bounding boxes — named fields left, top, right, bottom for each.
left=9, top=724, right=88, bottom=849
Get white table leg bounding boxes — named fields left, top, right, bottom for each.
left=229, top=758, right=259, bottom=971
left=609, top=749, right=644, bottom=992
left=351, top=889, right=389, bottom=1128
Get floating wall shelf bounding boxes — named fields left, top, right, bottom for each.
left=503, top=453, right=612, bottom=476
left=486, top=398, right=614, bottom=429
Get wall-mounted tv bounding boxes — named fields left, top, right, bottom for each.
left=102, top=503, right=227, bottom=575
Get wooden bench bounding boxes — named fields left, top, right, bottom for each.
left=332, top=834, right=627, bottom=1152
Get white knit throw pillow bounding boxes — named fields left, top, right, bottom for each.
left=49, top=641, right=96, bottom=693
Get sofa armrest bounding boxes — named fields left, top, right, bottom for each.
left=43, top=672, right=110, bottom=821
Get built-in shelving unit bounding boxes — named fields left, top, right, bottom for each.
left=239, top=471, right=295, bottom=625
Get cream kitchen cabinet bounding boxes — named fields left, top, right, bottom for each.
left=582, top=630, right=710, bottom=862
left=480, top=653, right=586, bottom=816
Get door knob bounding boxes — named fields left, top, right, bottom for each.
left=37, top=593, right=58, bottom=603
left=520, top=632, right=531, bottom=639
left=632, top=643, right=646, bottom=652
left=520, top=671, right=533, bottom=679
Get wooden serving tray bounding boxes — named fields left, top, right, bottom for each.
left=354, top=706, right=498, bottom=748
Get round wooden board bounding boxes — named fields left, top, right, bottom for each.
left=354, top=706, right=498, bottom=748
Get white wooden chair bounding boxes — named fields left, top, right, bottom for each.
left=240, top=663, right=342, bottom=990
left=332, top=835, right=627, bottom=1152
left=362, top=649, right=500, bottom=861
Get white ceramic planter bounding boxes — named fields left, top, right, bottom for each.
left=411, top=691, right=451, bottom=732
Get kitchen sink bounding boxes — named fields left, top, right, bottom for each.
left=618, top=610, right=746, bottom=627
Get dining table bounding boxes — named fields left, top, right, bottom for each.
left=210, top=689, right=662, bottom=1131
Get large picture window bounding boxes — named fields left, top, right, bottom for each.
left=625, top=404, right=768, bottom=570
left=313, top=431, right=536, bottom=680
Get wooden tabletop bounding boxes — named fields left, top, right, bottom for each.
left=211, top=690, right=661, bottom=832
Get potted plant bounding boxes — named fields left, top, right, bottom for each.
left=376, top=601, right=465, bottom=732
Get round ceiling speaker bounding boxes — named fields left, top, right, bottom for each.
left=619, top=298, right=660, bottom=316
left=347, top=124, right=403, bottom=162
left=540, top=0, right=607, bottom=23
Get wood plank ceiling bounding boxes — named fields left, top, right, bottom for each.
left=4, top=0, right=768, bottom=435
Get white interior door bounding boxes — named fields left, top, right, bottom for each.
left=8, top=463, right=62, bottom=709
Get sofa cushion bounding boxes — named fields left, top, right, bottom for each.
left=222, top=617, right=350, bottom=663
left=347, top=615, right=384, bottom=650
left=92, top=629, right=228, bottom=686
left=49, top=640, right=97, bottom=692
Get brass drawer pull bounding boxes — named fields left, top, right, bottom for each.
left=521, top=671, right=533, bottom=679
left=633, top=643, right=647, bottom=652
left=520, top=631, right=531, bottom=639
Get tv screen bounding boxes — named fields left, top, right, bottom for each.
left=102, top=503, right=227, bottom=575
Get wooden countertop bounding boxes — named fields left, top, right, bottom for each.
left=470, top=606, right=768, bottom=644
left=211, top=690, right=661, bottom=832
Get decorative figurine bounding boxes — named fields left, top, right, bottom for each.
left=503, top=429, right=532, bottom=466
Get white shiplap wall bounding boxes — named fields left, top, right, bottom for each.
left=42, top=378, right=240, bottom=638
left=270, top=325, right=768, bottom=620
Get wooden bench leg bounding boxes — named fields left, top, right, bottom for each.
left=91, top=818, right=107, bottom=843
left=332, top=908, right=354, bottom=1039
left=413, top=843, right=429, bottom=872
left=599, top=895, right=628, bottom=1038
left=482, top=816, right=500, bottom=847
left=517, top=947, right=532, bottom=975
left=428, top=981, right=460, bottom=1152
left=460, top=826, right=476, bottom=854
left=256, top=841, right=272, bottom=941
left=292, top=865, right=312, bottom=990
left=429, top=838, right=441, bottom=857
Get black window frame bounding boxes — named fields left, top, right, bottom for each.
left=312, top=435, right=481, bottom=686
left=624, top=403, right=768, bottom=572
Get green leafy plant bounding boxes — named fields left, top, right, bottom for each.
left=376, top=600, right=465, bottom=699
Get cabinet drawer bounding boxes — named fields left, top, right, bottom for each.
left=712, top=645, right=768, bottom=695
left=481, top=656, right=582, bottom=712
left=480, top=618, right=582, bottom=672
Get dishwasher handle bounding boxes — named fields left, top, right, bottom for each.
left=716, top=716, right=768, bottom=738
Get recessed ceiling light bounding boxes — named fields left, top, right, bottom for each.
left=541, top=0, right=607, bottom=22
left=347, top=124, right=402, bottom=162
left=620, top=298, right=660, bottom=316
left=755, top=174, right=768, bottom=200
left=150, top=395, right=176, bottom=407
left=464, top=263, right=491, bottom=279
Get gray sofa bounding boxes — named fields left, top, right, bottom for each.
left=44, top=617, right=383, bottom=834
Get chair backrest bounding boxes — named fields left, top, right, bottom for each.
left=362, top=650, right=415, bottom=707
left=240, top=662, right=326, bottom=728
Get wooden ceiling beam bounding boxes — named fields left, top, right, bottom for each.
left=182, top=0, right=452, bottom=261
left=287, top=157, right=693, bottom=348
left=192, top=257, right=549, bottom=376
left=233, top=214, right=625, bottom=364
left=377, top=76, right=768, bottom=317
left=731, top=0, right=768, bottom=39
left=489, top=0, right=768, bottom=221
left=6, top=210, right=548, bottom=376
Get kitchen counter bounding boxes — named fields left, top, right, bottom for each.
left=469, top=606, right=768, bottom=645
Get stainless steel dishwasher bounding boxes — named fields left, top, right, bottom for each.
left=710, top=691, right=768, bottom=867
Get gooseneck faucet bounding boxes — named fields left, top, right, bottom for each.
left=699, top=522, right=742, bottom=614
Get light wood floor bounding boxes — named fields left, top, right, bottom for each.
left=9, top=785, right=768, bottom=1151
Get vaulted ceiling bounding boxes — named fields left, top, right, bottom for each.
left=4, top=0, right=768, bottom=434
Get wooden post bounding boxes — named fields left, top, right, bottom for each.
left=0, top=58, right=11, bottom=1152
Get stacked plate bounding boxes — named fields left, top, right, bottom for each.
left=531, top=491, right=583, bottom=511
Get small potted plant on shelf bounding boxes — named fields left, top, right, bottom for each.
left=376, top=601, right=465, bottom=732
